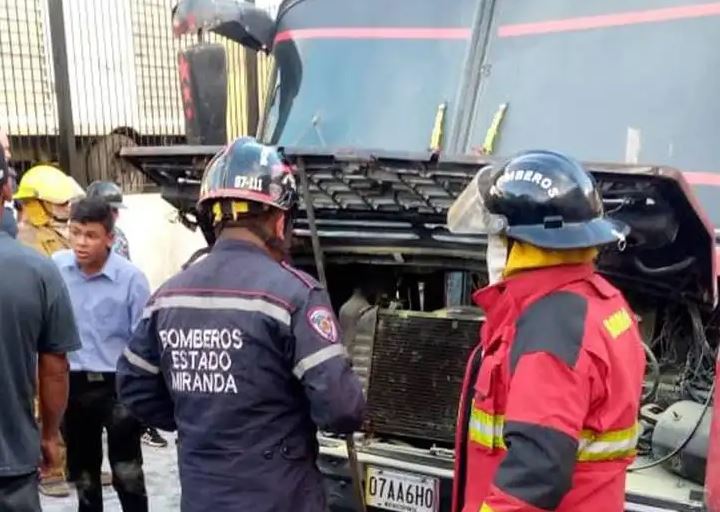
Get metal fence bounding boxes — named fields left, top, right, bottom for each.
left=0, top=0, right=274, bottom=191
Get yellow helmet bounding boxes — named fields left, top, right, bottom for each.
left=14, top=164, right=85, bottom=204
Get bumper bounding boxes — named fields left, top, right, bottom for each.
left=318, top=436, right=706, bottom=512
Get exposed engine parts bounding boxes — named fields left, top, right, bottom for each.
left=633, top=301, right=719, bottom=478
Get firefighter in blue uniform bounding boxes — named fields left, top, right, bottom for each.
left=116, top=137, right=366, bottom=512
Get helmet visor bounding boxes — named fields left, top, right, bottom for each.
left=447, top=166, right=506, bottom=235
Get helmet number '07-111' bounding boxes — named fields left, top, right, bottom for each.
left=234, top=175, right=263, bottom=191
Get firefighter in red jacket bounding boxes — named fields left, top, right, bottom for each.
left=448, top=150, right=646, bottom=512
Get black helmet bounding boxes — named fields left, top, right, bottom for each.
left=197, top=137, right=298, bottom=243
left=86, top=181, right=125, bottom=209
left=198, top=137, right=297, bottom=211
left=448, top=150, right=628, bottom=249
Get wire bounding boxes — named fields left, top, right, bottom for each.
left=629, top=302, right=716, bottom=472
left=627, top=378, right=714, bottom=472
left=642, top=342, right=661, bottom=403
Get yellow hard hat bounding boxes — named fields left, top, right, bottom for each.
left=14, top=164, right=85, bottom=204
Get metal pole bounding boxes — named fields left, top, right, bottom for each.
left=244, top=0, right=260, bottom=136
left=297, top=159, right=366, bottom=512
left=47, top=0, right=79, bottom=181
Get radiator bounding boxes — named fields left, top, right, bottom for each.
left=353, top=309, right=482, bottom=445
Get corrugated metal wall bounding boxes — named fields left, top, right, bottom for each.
left=0, top=0, right=274, bottom=191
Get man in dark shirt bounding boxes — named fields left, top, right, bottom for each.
left=0, top=149, right=81, bottom=511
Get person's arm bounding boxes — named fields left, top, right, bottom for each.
left=128, top=271, right=151, bottom=331
left=114, top=228, right=131, bottom=260
left=37, top=264, right=81, bottom=471
left=291, top=288, right=365, bottom=433
left=37, top=353, right=69, bottom=472
left=117, top=289, right=176, bottom=431
left=481, top=292, right=595, bottom=512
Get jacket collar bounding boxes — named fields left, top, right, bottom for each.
left=473, top=263, right=596, bottom=327
left=213, top=237, right=272, bottom=257
left=61, top=249, right=121, bottom=282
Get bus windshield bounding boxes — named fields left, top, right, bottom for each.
left=260, top=0, right=476, bottom=152
left=468, top=0, right=720, bottom=225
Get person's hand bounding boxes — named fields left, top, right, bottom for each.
left=40, top=432, right=62, bottom=475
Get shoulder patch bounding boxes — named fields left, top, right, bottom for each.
left=603, top=307, right=633, bottom=339
left=307, top=306, right=339, bottom=343
left=511, top=291, right=588, bottom=374
left=280, top=261, right=321, bottom=289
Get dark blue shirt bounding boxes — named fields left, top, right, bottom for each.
left=0, top=232, right=80, bottom=476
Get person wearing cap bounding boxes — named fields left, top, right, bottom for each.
left=448, top=150, right=646, bottom=512
left=116, top=137, right=365, bottom=512
left=0, top=147, right=81, bottom=511
left=14, top=164, right=85, bottom=257
left=86, top=181, right=131, bottom=260
left=85, top=180, right=169, bottom=450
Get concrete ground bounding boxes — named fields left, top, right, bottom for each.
left=41, top=433, right=181, bottom=512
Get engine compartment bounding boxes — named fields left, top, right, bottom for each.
left=121, top=145, right=719, bottom=483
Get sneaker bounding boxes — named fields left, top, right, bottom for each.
left=141, top=428, right=168, bottom=448
left=39, top=476, right=71, bottom=498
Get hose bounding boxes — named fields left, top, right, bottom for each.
left=633, top=255, right=696, bottom=276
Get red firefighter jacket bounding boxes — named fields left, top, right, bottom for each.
left=452, top=263, right=646, bottom=512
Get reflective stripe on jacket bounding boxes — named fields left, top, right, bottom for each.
left=117, top=239, right=366, bottom=512
left=452, top=263, right=646, bottom=512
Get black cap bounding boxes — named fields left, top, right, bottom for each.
left=481, top=150, right=628, bottom=249
left=86, top=181, right=125, bottom=209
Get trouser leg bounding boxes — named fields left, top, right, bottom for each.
left=0, top=473, right=41, bottom=512
left=66, top=374, right=105, bottom=512
left=103, top=377, right=148, bottom=512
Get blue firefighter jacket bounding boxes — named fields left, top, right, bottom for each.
left=116, top=238, right=366, bottom=512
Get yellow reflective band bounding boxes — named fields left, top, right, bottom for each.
left=480, top=503, right=496, bottom=512
left=467, top=406, right=640, bottom=462
left=231, top=200, right=249, bottom=216
left=468, top=403, right=506, bottom=450
left=577, top=422, right=641, bottom=462
left=212, top=203, right=223, bottom=222
left=212, top=201, right=250, bottom=223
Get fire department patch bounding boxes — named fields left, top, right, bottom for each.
left=307, top=307, right=338, bottom=343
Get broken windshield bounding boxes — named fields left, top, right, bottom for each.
left=467, top=0, right=720, bottom=224
left=259, top=0, right=476, bottom=152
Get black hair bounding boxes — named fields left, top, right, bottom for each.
left=70, top=197, right=115, bottom=234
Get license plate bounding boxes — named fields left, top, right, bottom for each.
left=365, top=465, right=440, bottom=512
